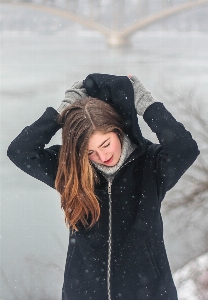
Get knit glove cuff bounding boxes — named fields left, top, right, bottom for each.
left=130, top=75, right=155, bottom=116
left=57, top=81, right=88, bottom=113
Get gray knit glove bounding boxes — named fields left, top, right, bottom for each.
left=57, top=81, right=88, bottom=113
left=130, top=75, right=155, bottom=116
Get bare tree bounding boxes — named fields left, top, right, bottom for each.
left=162, top=88, right=208, bottom=216
left=158, top=87, right=208, bottom=264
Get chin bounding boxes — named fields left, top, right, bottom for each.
left=108, top=158, right=119, bottom=167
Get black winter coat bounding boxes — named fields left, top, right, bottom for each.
left=7, top=74, right=199, bottom=300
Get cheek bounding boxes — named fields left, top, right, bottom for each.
left=112, top=141, right=122, bottom=155
left=89, top=154, right=96, bottom=162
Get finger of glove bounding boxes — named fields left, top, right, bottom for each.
left=70, top=80, right=84, bottom=89
left=65, top=87, right=87, bottom=96
left=64, top=90, right=87, bottom=102
left=130, top=75, right=142, bottom=85
left=131, top=75, right=147, bottom=90
left=130, top=76, right=146, bottom=97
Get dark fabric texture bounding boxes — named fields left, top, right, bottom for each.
left=84, top=73, right=145, bottom=151
left=7, top=74, right=199, bottom=300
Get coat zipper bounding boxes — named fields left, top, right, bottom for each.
left=106, top=157, right=135, bottom=300
left=107, top=181, right=112, bottom=300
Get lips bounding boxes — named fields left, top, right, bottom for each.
left=104, top=156, right=113, bottom=164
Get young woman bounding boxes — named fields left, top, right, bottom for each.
left=7, top=73, right=199, bottom=300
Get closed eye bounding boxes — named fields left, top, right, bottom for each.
left=103, top=143, right=110, bottom=148
left=88, top=141, right=110, bottom=156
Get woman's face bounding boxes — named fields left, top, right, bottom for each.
left=88, top=131, right=122, bottom=166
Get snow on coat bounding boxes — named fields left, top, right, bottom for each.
left=7, top=74, right=200, bottom=300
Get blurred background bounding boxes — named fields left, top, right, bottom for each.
left=1, top=0, right=208, bottom=299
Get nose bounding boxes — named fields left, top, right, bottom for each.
left=97, top=150, right=107, bottom=163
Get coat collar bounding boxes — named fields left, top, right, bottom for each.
left=93, top=145, right=145, bottom=188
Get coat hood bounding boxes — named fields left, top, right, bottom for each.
left=83, top=73, right=145, bottom=153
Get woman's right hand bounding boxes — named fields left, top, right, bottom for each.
left=57, top=81, right=88, bottom=114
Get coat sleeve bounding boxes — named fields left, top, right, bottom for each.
left=7, top=107, right=61, bottom=188
left=143, top=102, right=200, bottom=201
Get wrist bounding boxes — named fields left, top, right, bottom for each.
left=137, top=94, right=155, bottom=116
left=56, top=102, right=69, bottom=114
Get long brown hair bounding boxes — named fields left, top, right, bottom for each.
left=55, top=97, right=124, bottom=231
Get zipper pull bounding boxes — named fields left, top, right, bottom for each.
left=108, top=182, right=112, bottom=194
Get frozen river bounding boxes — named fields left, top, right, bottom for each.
left=1, top=3, right=208, bottom=299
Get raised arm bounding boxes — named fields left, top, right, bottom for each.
left=7, top=81, right=88, bottom=188
left=7, top=107, right=61, bottom=188
left=131, top=76, right=200, bottom=200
